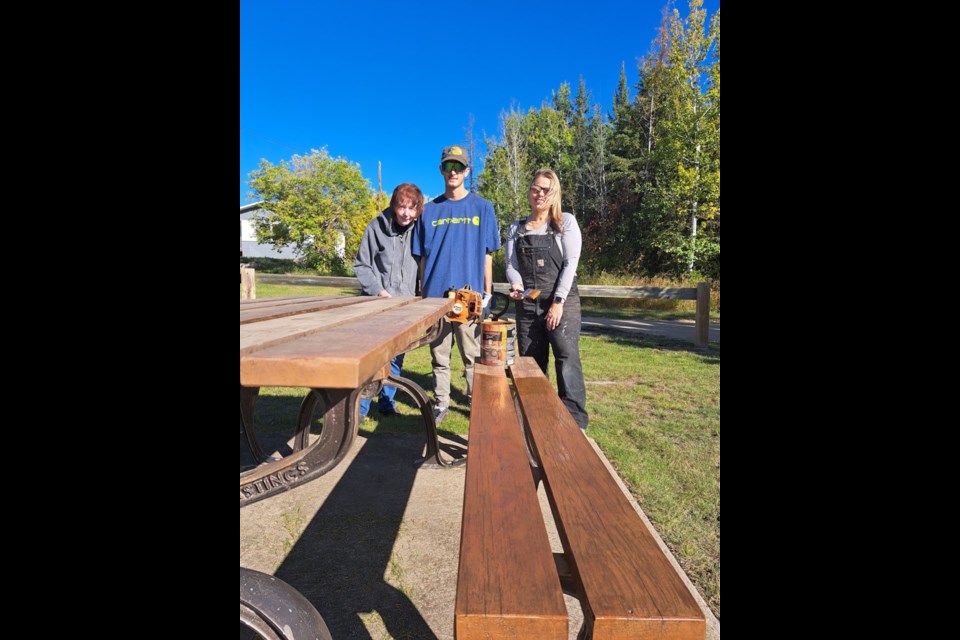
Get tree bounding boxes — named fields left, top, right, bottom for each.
left=584, top=104, right=610, bottom=224
left=478, top=105, right=531, bottom=229
left=464, top=114, right=480, bottom=193
left=601, top=0, right=719, bottom=278
left=652, top=0, right=720, bottom=275
left=572, top=78, right=591, bottom=218
left=247, top=148, right=375, bottom=275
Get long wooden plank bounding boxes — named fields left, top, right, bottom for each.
left=240, top=298, right=451, bottom=388
left=510, top=357, right=705, bottom=640
left=239, top=297, right=412, bottom=355
left=239, top=295, right=331, bottom=307
left=489, top=283, right=701, bottom=300
left=241, top=296, right=369, bottom=324
left=256, top=273, right=359, bottom=288
left=456, top=364, right=567, bottom=639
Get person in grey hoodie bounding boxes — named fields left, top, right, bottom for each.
left=353, top=182, right=424, bottom=419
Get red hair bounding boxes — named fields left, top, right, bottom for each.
left=390, top=183, right=424, bottom=215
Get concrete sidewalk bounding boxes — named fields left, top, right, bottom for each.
left=240, top=432, right=720, bottom=639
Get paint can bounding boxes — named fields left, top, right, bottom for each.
left=480, top=319, right=516, bottom=366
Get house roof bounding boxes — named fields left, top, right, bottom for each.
left=240, top=201, right=264, bottom=214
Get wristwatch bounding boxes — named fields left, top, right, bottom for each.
left=554, top=296, right=564, bottom=304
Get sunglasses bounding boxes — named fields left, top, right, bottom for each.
left=441, top=161, right=466, bottom=173
left=529, top=184, right=551, bottom=196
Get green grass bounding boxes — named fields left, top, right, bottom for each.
left=250, top=282, right=360, bottom=297
left=245, top=288, right=721, bottom=619
left=583, top=334, right=720, bottom=618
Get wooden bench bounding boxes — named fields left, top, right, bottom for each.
left=455, top=364, right=567, bottom=638
left=456, top=358, right=705, bottom=639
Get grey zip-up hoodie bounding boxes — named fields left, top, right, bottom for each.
left=353, top=209, right=419, bottom=297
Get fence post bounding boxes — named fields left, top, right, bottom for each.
left=241, top=267, right=257, bottom=300
left=695, top=282, right=710, bottom=348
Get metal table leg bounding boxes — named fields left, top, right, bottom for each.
left=240, top=386, right=266, bottom=463
left=388, top=374, right=466, bottom=468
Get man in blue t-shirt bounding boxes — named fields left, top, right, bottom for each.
left=412, top=145, right=501, bottom=423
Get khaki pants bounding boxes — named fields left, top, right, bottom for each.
left=429, top=318, right=480, bottom=407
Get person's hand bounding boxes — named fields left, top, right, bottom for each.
left=509, top=288, right=524, bottom=300
left=482, top=293, right=493, bottom=318
left=545, top=303, right=563, bottom=331
left=378, top=290, right=392, bottom=298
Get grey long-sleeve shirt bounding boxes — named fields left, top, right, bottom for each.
left=505, top=212, right=582, bottom=301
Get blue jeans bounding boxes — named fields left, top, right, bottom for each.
left=359, top=354, right=405, bottom=416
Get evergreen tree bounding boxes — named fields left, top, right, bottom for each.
left=573, top=78, right=591, bottom=219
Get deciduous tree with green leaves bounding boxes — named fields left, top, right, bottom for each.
left=603, top=0, right=719, bottom=278
left=247, top=148, right=375, bottom=275
left=479, top=106, right=532, bottom=229
left=653, top=0, right=720, bottom=275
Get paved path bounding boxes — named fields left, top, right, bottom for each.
left=581, top=316, right=720, bottom=343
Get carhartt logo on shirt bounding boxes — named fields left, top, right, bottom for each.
left=432, top=217, right=481, bottom=227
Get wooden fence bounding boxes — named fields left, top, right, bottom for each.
left=240, top=266, right=256, bottom=300
left=252, top=273, right=713, bottom=348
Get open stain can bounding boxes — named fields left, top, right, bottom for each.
left=480, top=319, right=516, bottom=366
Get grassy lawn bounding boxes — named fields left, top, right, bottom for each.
left=244, top=286, right=721, bottom=619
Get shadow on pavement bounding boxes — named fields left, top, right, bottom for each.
left=242, top=430, right=437, bottom=639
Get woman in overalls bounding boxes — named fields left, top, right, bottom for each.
left=506, top=168, right=588, bottom=431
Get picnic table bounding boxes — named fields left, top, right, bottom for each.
left=239, top=294, right=454, bottom=639
left=240, top=294, right=456, bottom=505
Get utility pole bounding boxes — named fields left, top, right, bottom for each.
left=377, top=161, right=383, bottom=211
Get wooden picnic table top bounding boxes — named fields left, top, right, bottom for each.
left=240, top=295, right=452, bottom=389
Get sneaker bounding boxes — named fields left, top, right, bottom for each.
left=379, top=407, right=397, bottom=418
left=433, top=406, right=449, bottom=424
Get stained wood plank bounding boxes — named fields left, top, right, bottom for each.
left=239, top=297, right=411, bottom=355
left=240, top=296, right=369, bottom=324
left=695, top=283, right=710, bottom=348
left=256, top=274, right=359, bottom=288
left=510, top=357, right=705, bottom=640
left=239, top=295, right=332, bottom=307
left=240, top=298, right=451, bottom=388
left=456, top=364, right=567, bottom=639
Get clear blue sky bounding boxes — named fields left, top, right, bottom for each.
left=240, top=0, right=719, bottom=206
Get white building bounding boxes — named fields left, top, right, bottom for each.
left=239, top=202, right=300, bottom=259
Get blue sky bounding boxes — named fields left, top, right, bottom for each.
left=240, top=0, right=719, bottom=205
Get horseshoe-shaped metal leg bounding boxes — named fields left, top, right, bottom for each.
left=294, top=389, right=322, bottom=452
left=240, top=386, right=266, bottom=463
left=388, top=374, right=466, bottom=468
left=240, top=387, right=361, bottom=507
